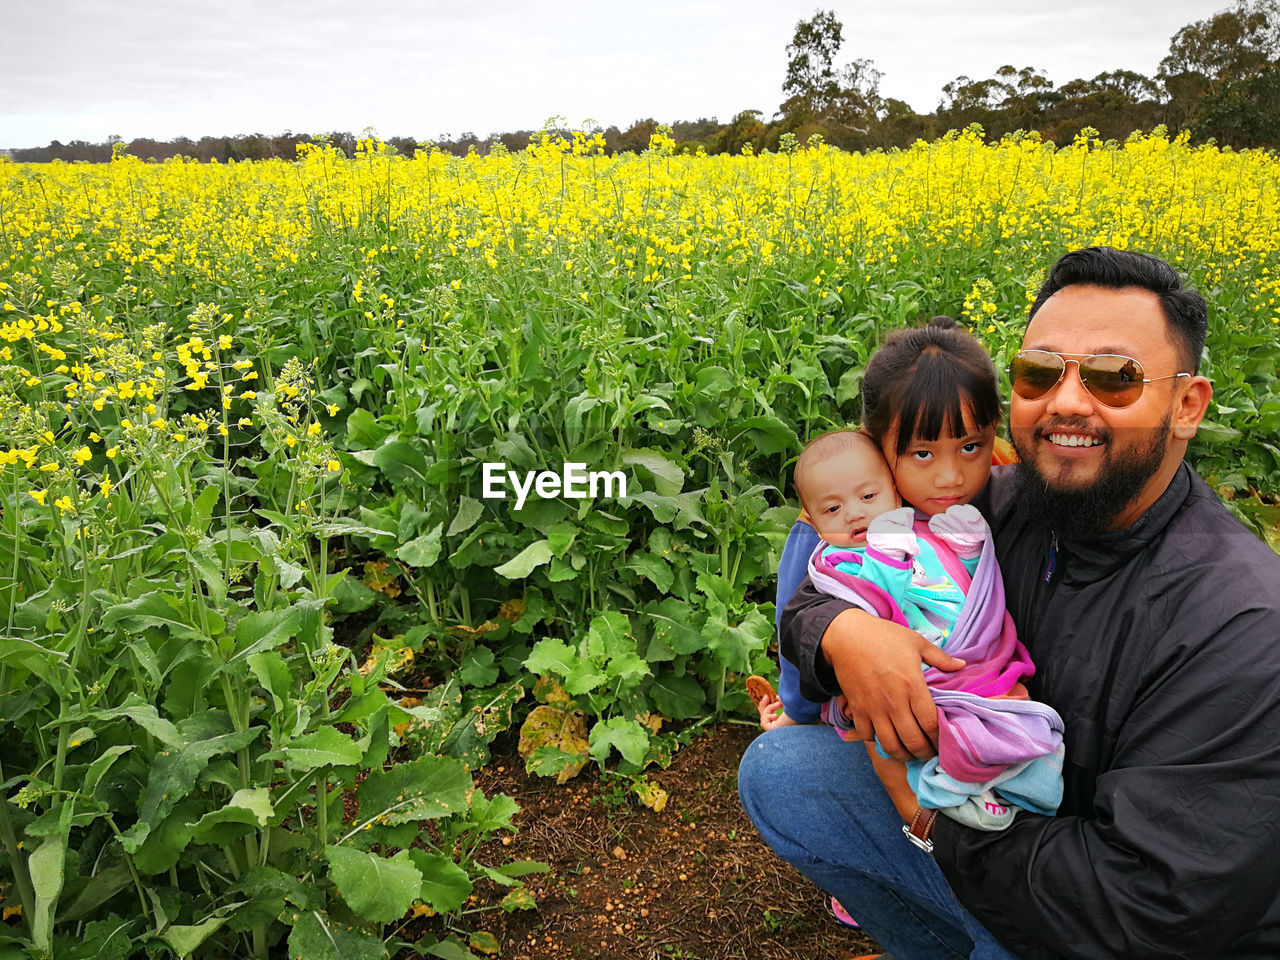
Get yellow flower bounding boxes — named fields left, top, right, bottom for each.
left=328, top=460, right=341, bottom=472
left=27, top=489, right=47, bottom=505
left=106, top=446, right=119, bottom=458
left=73, top=446, right=92, bottom=466
left=307, top=423, right=321, bottom=437
left=285, top=434, right=297, bottom=448
left=54, top=496, right=73, bottom=514
left=326, top=403, right=340, bottom=416
left=100, top=478, right=112, bottom=498
left=218, top=335, right=233, bottom=349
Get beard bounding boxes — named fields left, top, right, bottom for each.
left=1010, top=413, right=1171, bottom=539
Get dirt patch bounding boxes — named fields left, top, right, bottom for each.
left=434, top=723, right=883, bottom=960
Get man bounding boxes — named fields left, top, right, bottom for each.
left=739, top=247, right=1280, bottom=959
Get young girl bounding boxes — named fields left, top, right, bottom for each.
left=761, top=316, right=1017, bottom=730
left=755, top=316, right=1054, bottom=930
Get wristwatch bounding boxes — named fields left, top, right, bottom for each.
left=903, top=806, right=938, bottom=854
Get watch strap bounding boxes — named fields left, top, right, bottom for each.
left=903, top=806, right=938, bottom=854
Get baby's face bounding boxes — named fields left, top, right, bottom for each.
left=802, top=444, right=901, bottom=547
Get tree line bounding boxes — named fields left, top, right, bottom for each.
left=8, top=0, right=1280, bottom=163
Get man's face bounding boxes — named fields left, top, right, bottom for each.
left=1009, top=284, right=1192, bottom=532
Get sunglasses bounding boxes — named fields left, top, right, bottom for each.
left=1008, top=350, right=1190, bottom=408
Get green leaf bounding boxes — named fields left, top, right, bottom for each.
left=622, top=449, right=685, bottom=496
left=604, top=652, right=651, bottom=689
left=356, top=755, right=472, bottom=824
left=159, top=903, right=244, bottom=958
left=410, top=851, right=473, bottom=913
left=564, top=660, right=607, bottom=696
left=372, top=440, right=430, bottom=487
left=100, top=591, right=206, bottom=642
left=523, top=638, right=575, bottom=677
left=1196, top=419, right=1243, bottom=444
left=648, top=673, right=706, bottom=719
left=447, top=496, right=484, bottom=537
left=733, top=415, right=800, bottom=456
left=626, top=552, right=673, bottom=592
left=494, top=539, right=553, bottom=579
left=328, top=571, right=380, bottom=614
left=269, top=727, right=363, bottom=771
left=588, top=717, right=650, bottom=766
left=287, top=911, right=388, bottom=960
left=325, top=846, right=422, bottom=923
left=187, top=788, right=274, bottom=845
left=29, top=826, right=68, bottom=954
left=131, top=798, right=199, bottom=874
left=82, top=745, right=134, bottom=798
left=585, top=611, right=632, bottom=660
left=546, top=521, right=579, bottom=557
left=631, top=489, right=707, bottom=530
left=706, top=607, right=774, bottom=674
left=422, top=938, right=477, bottom=960
left=459, top=647, right=499, bottom=687
left=93, top=699, right=184, bottom=749
left=836, top=365, right=865, bottom=405
left=120, top=728, right=258, bottom=852
left=500, top=887, right=537, bottom=912
left=397, top=523, right=444, bottom=567
left=468, top=793, right=521, bottom=833
left=246, top=650, right=293, bottom=713
left=230, top=606, right=301, bottom=663
left=643, top=599, right=704, bottom=656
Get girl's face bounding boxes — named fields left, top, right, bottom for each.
left=880, top=404, right=997, bottom=516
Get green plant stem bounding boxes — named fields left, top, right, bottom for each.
left=0, top=759, right=35, bottom=938
left=107, top=817, right=158, bottom=930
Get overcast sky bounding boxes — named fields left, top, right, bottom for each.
left=1, top=0, right=1234, bottom=149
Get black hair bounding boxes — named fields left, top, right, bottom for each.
left=862, top=316, right=1002, bottom=457
left=1028, top=246, right=1207, bottom=374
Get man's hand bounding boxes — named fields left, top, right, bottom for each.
left=821, top=608, right=964, bottom=761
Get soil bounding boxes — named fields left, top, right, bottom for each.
left=416, top=723, right=884, bottom=960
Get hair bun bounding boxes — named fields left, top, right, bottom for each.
left=928, top=315, right=958, bottom=330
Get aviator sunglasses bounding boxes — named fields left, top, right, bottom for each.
left=1007, top=350, right=1190, bottom=408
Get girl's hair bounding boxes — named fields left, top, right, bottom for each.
left=862, top=316, right=1001, bottom=457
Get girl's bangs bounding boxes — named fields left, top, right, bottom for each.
left=891, top=355, right=1001, bottom=455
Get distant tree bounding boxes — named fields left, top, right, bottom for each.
left=876, top=98, right=931, bottom=147
left=1049, top=71, right=1161, bottom=140
left=616, top=118, right=658, bottom=153
left=781, top=9, right=846, bottom=123
left=1159, top=1, right=1280, bottom=130
left=1193, top=60, right=1280, bottom=144
left=779, top=10, right=883, bottom=149
left=716, top=110, right=766, bottom=154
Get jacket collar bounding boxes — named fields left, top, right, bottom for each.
left=1053, top=461, right=1191, bottom=584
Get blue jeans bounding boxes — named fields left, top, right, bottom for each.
left=738, top=724, right=1023, bottom=960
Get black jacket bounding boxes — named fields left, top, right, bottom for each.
left=781, top=463, right=1280, bottom=959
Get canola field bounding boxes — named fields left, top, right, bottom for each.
left=1, top=128, right=1279, bottom=959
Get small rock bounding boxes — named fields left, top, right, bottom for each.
left=611, top=845, right=628, bottom=861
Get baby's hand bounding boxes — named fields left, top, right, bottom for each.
left=927, top=504, right=987, bottom=558
left=866, top=506, right=920, bottom=561
left=758, top=697, right=796, bottom=730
